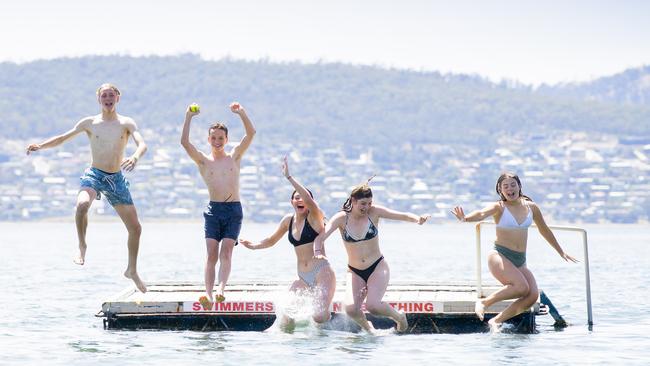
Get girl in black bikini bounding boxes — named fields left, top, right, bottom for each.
left=240, top=157, right=336, bottom=328
left=314, top=180, right=430, bottom=333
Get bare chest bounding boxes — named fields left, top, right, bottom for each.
left=201, top=157, right=239, bottom=182
left=88, top=122, right=129, bottom=149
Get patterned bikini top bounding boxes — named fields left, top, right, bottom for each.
left=342, top=215, right=378, bottom=243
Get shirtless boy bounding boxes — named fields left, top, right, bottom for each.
left=181, top=102, right=256, bottom=306
left=26, top=83, right=148, bottom=292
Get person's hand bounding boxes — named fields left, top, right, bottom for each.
left=313, top=248, right=327, bottom=260
left=121, top=156, right=139, bottom=172
left=186, top=104, right=200, bottom=118
left=451, top=206, right=466, bottom=222
left=230, top=102, right=244, bottom=115
left=561, top=252, right=579, bottom=263
left=417, top=214, right=431, bottom=225
left=239, top=238, right=255, bottom=250
left=282, top=156, right=291, bottom=178
left=26, top=143, right=41, bottom=155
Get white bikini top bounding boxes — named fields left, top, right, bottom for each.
left=496, top=203, right=533, bottom=229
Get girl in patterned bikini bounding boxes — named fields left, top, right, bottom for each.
left=314, top=179, right=430, bottom=333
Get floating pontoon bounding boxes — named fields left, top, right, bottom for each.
left=97, top=222, right=592, bottom=333
left=97, top=281, right=538, bottom=333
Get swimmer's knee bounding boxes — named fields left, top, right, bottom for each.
left=127, top=222, right=142, bottom=236
left=206, top=253, right=219, bottom=265
left=312, top=311, right=331, bottom=324
left=219, top=249, right=233, bottom=263
left=525, top=288, right=539, bottom=305
left=513, top=282, right=530, bottom=298
left=76, top=200, right=92, bottom=214
left=365, top=303, right=384, bottom=315
left=345, top=304, right=362, bottom=318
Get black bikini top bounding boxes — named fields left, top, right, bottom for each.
left=342, top=215, right=378, bottom=243
left=288, top=216, right=320, bottom=247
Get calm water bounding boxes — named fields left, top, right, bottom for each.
left=1, top=221, right=649, bottom=365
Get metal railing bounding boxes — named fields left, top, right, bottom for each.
left=475, top=222, right=593, bottom=326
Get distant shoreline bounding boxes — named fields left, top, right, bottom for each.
left=2, top=217, right=648, bottom=225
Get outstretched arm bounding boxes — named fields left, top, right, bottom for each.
left=451, top=202, right=500, bottom=222
left=26, top=118, right=90, bottom=155
left=313, top=212, right=344, bottom=257
left=240, top=215, right=290, bottom=250
left=282, top=156, right=325, bottom=225
left=231, top=102, right=256, bottom=160
left=373, top=205, right=430, bottom=224
left=180, top=105, right=205, bottom=165
left=122, top=118, right=147, bottom=172
left=531, top=204, right=579, bottom=263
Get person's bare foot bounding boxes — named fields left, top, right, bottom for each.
left=279, top=315, right=296, bottom=333
left=124, top=269, right=147, bottom=293
left=73, top=243, right=87, bottom=265
left=488, top=317, right=502, bottom=332
left=475, top=300, right=486, bottom=321
left=396, top=312, right=409, bottom=333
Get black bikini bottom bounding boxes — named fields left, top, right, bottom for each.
left=348, top=256, right=384, bottom=283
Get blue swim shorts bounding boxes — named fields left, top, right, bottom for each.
left=79, top=167, right=134, bottom=206
left=203, top=201, right=243, bottom=244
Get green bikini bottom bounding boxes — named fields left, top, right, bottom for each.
left=494, top=244, right=526, bottom=268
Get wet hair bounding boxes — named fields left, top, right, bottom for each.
left=291, top=189, right=314, bottom=200
left=495, top=172, right=532, bottom=201
left=96, top=83, right=121, bottom=96
left=208, top=122, right=228, bottom=137
left=342, top=183, right=373, bottom=212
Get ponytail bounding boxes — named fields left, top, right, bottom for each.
left=342, top=198, right=353, bottom=212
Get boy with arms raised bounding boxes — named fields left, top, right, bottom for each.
left=181, top=102, right=256, bottom=307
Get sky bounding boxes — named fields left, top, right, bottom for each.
left=1, top=0, right=649, bottom=85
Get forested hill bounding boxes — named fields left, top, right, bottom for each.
left=1, top=54, right=648, bottom=145
left=537, top=65, right=650, bottom=106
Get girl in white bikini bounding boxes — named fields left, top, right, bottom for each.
left=452, top=172, right=578, bottom=329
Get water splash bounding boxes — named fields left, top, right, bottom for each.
left=268, top=289, right=319, bottom=332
